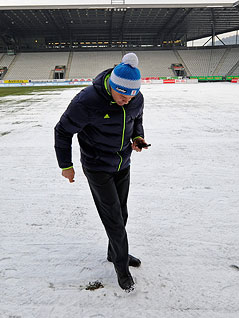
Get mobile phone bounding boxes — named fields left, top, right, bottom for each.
left=137, top=143, right=151, bottom=149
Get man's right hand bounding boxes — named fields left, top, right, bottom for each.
left=62, top=167, right=75, bottom=183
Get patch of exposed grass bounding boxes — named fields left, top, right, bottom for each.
left=1, top=131, right=11, bottom=136
left=85, top=281, right=104, bottom=291
left=0, top=85, right=86, bottom=97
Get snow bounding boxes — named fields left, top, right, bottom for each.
left=1, top=82, right=239, bottom=317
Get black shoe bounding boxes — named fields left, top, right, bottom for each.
left=115, top=268, right=135, bottom=292
left=107, top=254, right=141, bottom=267
left=128, top=254, right=141, bottom=267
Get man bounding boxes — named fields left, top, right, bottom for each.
left=54, top=52, right=149, bottom=292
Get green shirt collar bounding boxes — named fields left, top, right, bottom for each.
left=104, top=74, right=111, bottom=96
left=104, top=73, right=116, bottom=104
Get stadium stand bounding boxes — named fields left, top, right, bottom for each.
left=69, top=51, right=122, bottom=78
left=231, top=63, right=239, bottom=76
left=3, top=52, right=69, bottom=80
left=215, top=47, right=239, bottom=76
left=68, top=50, right=178, bottom=78
left=0, top=54, right=15, bottom=69
left=177, top=48, right=226, bottom=76
left=0, top=48, right=238, bottom=80
left=127, top=51, right=176, bottom=77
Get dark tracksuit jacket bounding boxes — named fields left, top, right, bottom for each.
left=54, top=68, right=144, bottom=173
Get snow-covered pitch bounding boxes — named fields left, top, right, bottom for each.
left=1, top=83, right=239, bottom=317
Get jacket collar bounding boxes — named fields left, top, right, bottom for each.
left=93, top=68, right=114, bottom=102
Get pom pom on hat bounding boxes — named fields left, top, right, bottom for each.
left=109, top=53, right=141, bottom=96
left=122, top=53, right=139, bottom=68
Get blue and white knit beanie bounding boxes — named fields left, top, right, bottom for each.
left=109, top=53, right=141, bottom=96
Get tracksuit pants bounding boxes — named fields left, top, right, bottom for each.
left=83, top=166, right=130, bottom=274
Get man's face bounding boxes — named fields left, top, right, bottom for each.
left=111, top=88, right=134, bottom=106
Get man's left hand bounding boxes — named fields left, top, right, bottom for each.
left=132, top=137, right=149, bottom=152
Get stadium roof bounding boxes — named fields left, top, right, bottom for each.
left=0, top=0, right=236, bottom=8
left=0, top=1, right=237, bottom=9
left=0, top=1, right=239, bottom=49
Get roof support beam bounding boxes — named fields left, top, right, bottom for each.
left=215, top=34, right=226, bottom=45
left=119, top=9, right=127, bottom=43
left=58, top=9, right=72, bottom=42
left=154, top=8, right=179, bottom=45
left=109, top=9, right=113, bottom=45
left=203, top=36, right=212, bottom=46
left=0, top=11, right=12, bottom=32
left=211, top=8, right=216, bottom=46
left=0, top=12, right=17, bottom=48
left=164, top=8, right=193, bottom=40
left=43, top=10, right=65, bottom=39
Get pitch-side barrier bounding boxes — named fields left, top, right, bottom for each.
left=0, top=79, right=93, bottom=88
left=141, top=78, right=198, bottom=84
left=2, top=77, right=239, bottom=87
left=0, top=78, right=198, bottom=87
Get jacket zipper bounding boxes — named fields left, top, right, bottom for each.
left=117, top=106, right=126, bottom=171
